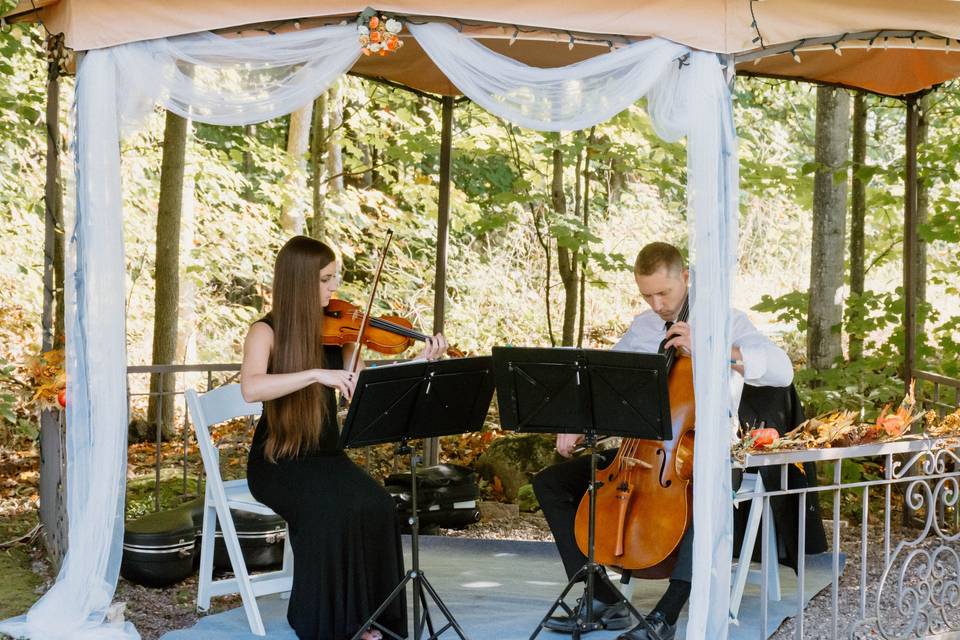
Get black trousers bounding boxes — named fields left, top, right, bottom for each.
left=532, top=449, right=694, bottom=603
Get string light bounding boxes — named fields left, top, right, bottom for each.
left=509, top=28, right=519, bottom=46
left=748, top=0, right=765, bottom=48
left=568, top=34, right=575, bottom=50
left=947, top=38, right=952, bottom=54
left=791, top=49, right=801, bottom=63
left=832, top=43, right=842, bottom=56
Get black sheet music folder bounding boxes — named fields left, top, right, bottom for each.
left=338, top=356, right=495, bottom=449
left=491, top=346, right=672, bottom=441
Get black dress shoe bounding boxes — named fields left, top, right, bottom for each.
left=542, top=597, right=632, bottom=633
left=616, top=610, right=676, bottom=640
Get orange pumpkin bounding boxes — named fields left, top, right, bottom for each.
left=749, top=427, right=779, bottom=449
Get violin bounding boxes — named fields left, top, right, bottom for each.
left=323, top=298, right=464, bottom=358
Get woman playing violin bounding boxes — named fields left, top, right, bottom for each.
left=240, top=235, right=447, bottom=640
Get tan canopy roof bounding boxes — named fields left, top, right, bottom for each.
left=7, top=0, right=960, bottom=96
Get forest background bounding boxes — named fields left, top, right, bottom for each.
left=2, top=16, right=960, bottom=453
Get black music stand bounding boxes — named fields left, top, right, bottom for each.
left=340, top=356, right=495, bottom=640
left=492, top=346, right=672, bottom=640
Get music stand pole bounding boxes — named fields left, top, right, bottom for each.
left=344, top=358, right=496, bottom=640
left=491, top=348, right=670, bottom=640
left=349, top=434, right=470, bottom=640
left=528, top=432, right=653, bottom=640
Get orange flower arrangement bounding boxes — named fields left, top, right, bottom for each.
left=358, top=10, right=403, bottom=57
left=25, top=348, right=66, bottom=411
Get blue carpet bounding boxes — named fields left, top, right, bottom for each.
left=159, top=536, right=842, bottom=639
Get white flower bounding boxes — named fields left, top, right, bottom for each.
left=357, top=25, right=369, bottom=35
left=369, top=43, right=381, bottom=52
left=386, top=19, right=402, bottom=34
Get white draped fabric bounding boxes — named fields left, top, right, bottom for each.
left=408, top=22, right=689, bottom=132
left=0, top=21, right=737, bottom=640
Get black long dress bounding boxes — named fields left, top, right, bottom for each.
left=246, top=318, right=407, bottom=639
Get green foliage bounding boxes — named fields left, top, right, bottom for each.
left=0, top=358, right=16, bottom=424
left=0, top=25, right=959, bottom=437
left=754, top=291, right=809, bottom=332
left=125, top=475, right=201, bottom=521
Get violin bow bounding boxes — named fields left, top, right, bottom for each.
left=346, top=229, right=394, bottom=374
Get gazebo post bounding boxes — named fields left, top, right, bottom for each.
left=424, top=95, right=455, bottom=467
left=903, top=94, right=919, bottom=390
left=39, top=34, right=67, bottom=570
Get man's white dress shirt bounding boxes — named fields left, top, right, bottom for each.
left=612, top=308, right=794, bottom=436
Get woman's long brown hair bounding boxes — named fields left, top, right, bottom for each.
left=263, top=236, right=336, bottom=462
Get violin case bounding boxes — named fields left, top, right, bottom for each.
left=385, top=463, right=481, bottom=532
left=211, top=508, right=287, bottom=572
left=121, top=504, right=198, bottom=587
left=121, top=497, right=287, bottom=587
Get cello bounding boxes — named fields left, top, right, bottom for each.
left=573, top=295, right=695, bottom=578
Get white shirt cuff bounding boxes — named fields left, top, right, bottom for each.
left=739, top=343, right=767, bottom=383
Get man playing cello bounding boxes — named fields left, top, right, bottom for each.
left=532, top=241, right=793, bottom=640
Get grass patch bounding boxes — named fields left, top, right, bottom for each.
left=125, top=471, right=202, bottom=521
left=0, top=544, right=41, bottom=619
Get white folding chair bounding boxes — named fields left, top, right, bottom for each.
left=186, top=384, right=294, bottom=636
left=730, top=471, right=781, bottom=621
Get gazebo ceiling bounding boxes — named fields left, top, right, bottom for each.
left=6, top=0, right=960, bottom=96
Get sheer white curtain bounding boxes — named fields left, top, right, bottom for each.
left=0, top=24, right=359, bottom=640
left=0, top=21, right=737, bottom=640
left=112, top=25, right=361, bottom=132
left=409, top=22, right=689, bottom=131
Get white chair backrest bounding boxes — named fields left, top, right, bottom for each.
left=186, top=384, right=262, bottom=484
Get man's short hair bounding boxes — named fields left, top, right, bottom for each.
left=634, top=242, right=685, bottom=276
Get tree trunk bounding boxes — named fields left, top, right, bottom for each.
left=40, top=43, right=67, bottom=569
left=242, top=124, right=255, bottom=201
left=148, top=111, right=189, bottom=440
left=807, top=86, right=850, bottom=371
left=849, top=92, right=867, bottom=361
left=553, top=142, right=578, bottom=347
left=325, top=81, right=344, bottom=197
left=176, top=140, right=199, bottom=410
left=577, top=128, right=595, bottom=348
left=281, top=103, right=313, bottom=235
left=309, top=93, right=327, bottom=239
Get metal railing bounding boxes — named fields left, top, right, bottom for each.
left=126, top=363, right=241, bottom=510
left=914, top=370, right=960, bottom=417
left=732, top=370, right=960, bottom=639
left=125, top=361, right=404, bottom=511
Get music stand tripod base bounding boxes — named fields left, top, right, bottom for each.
left=527, top=432, right=662, bottom=640
left=341, top=357, right=495, bottom=640
left=490, top=347, right=671, bottom=640
left=351, top=437, right=469, bottom=640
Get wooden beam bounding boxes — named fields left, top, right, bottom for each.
left=904, top=95, right=919, bottom=388
left=432, top=95, right=454, bottom=337
left=1, top=0, right=58, bottom=22
left=424, top=95, right=454, bottom=468
left=39, top=46, right=67, bottom=570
